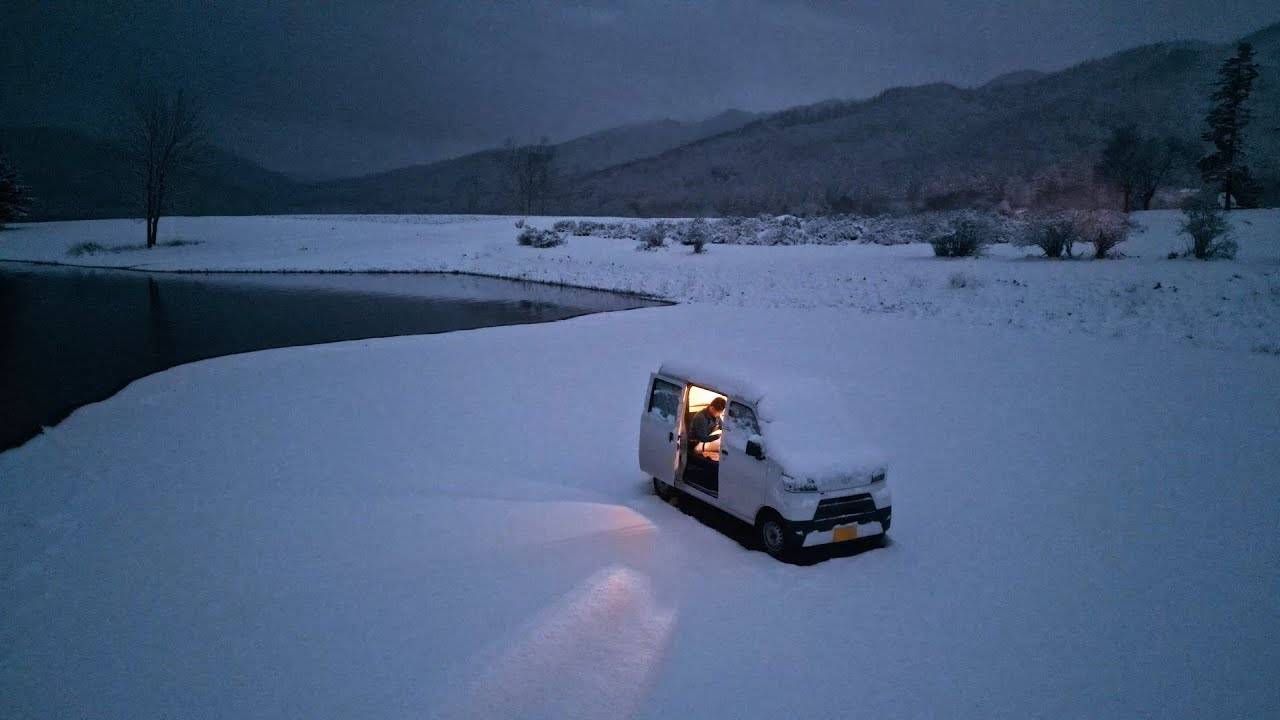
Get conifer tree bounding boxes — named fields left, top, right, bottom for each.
left=1199, top=43, right=1261, bottom=210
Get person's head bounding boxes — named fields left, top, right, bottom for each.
left=708, top=397, right=726, bottom=417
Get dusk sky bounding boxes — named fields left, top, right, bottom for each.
left=5, top=0, right=1278, bottom=178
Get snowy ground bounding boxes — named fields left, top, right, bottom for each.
left=2, top=214, right=1279, bottom=718
left=3, top=306, right=1278, bottom=718
left=2, top=210, right=1279, bottom=354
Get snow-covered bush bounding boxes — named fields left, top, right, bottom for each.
left=67, top=242, right=106, bottom=257
left=1079, top=210, right=1133, bottom=259
left=680, top=218, right=710, bottom=253
left=1015, top=210, right=1130, bottom=259
left=553, top=220, right=608, bottom=236
left=565, top=220, right=640, bottom=239
left=756, top=214, right=805, bottom=245
left=929, top=215, right=992, bottom=257
left=636, top=223, right=667, bottom=251
left=802, top=215, right=866, bottom=244
left=1180, top=198, right=1236, bottom=260
left=571, top=221, right=602, bottom=236
left=516, top=227, right=566, bottom=249
left=1016, top=213, right=1080, bottom=258
left=947, top=271, right=982, bottom=289
left=708, top=216, right=751, bottom=244
left=534, top=212, right=1030, bottom=250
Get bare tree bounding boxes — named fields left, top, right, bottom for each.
left=504, top=137, right=555, bottom=215
left=455, top=174, right=483, bottom=213
left=1134, top=137, right=1195, bottom=211
left=0, top=152, right=33, bottom=228
left=124, top=86, right=206, bottom=247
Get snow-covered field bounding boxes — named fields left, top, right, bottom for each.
left=3, top=210, right=1279, bottom=353
left=2, top=213, right=1279, bottom=718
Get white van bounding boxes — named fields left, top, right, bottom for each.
left=640, top=362, right=892, bottom=558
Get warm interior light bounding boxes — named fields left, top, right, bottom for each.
left=686, top=384, right=726, bottom=412
left=686, top=384, right=728, bottom=461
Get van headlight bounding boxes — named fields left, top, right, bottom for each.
left=782, top=474, right=818, bottom=493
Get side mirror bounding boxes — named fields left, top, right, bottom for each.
left=745, top=435, right=765, bottom=461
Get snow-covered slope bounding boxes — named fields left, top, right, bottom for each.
left=2, top=306, right=1277, bottom=719
left=563, top=27, right=1280, bottom=214
left=3, top=210, right=1278, bottom=354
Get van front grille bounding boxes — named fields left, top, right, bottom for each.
left=813, top=493, right=876, bottom=521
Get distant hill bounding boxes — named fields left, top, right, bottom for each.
left=560, top=25, right=1280, bottom=215
left=297, top=109, right=759, bottom=214
left=981, top=69, right=1047, bottom=88
left=6, top=22, right=1279, bottom=220
left=0, top=126, right=304, bottom=221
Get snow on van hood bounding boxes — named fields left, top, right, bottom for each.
left=658, top=360, right=888, bottom=489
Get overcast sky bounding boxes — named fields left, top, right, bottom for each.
left=4, top=1, right=1277, bottom=179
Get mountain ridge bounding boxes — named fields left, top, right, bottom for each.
left=6, top=21, right=1279, bottom=220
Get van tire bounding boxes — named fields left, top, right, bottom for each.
left=653, top=477, right=675, bottom=502
left=757, top=511, right=794, bottom=559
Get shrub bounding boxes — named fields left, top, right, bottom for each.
left=1016, top=213, right=1080, bottom=258
left=680, top=218, right=710, bottom=253
left=929, top=216, right=991, bottom=257
left=636, top=223, right=667, bottom=251
left=551, top=219, right=575, bottom=233
left=67, top=241, right=105, bottom=257
left=159, top=238, right=201, bottom=248
left=513, top=218, right=526, bottom=229
left=1180, top=197, right=1235, bottom=259
left=516, top=227, right=565, bottom=248
left=947, top=271, right=982, bottom=289
left=1078, top=210, right=1133, bottom=259
left=755, top=214, right=804, bottom=245
left=802, top=215, right=866, bottom=244
left=570, top=221, right=601, bottom=236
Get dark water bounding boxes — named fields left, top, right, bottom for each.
left=0, top=262, right=662, bottom=451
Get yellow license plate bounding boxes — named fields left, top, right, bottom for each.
left=832, top=525, right=859, bottom=542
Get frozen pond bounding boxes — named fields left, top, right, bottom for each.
left=0, top=262, right=662, bottom=450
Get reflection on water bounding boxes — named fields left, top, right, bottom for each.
left=0, top=262, right=662, bottom=451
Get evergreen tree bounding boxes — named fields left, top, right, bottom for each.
left=1198, top=43, right=1261, bottom=210
left=0, top=153, right=33, bottom=228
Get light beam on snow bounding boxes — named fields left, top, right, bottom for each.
left=435, top=565, right=677, bottom=720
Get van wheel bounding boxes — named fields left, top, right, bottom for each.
left=757, top=512, right=794, bottom=558
left=653, top=477, right=675, bottom=502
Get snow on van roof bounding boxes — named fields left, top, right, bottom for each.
left=658, top=359, right=888, bottom=489
left=658, top=360, right=766, bottom=405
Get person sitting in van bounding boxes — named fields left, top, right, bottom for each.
left=688, top=397, right=726, bottom=464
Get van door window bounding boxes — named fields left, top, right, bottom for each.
left=647, top=378, right=682, bottom=422
left=725, top=401, right=760, bottom=438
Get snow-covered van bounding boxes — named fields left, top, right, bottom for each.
left=640, top=361, right=892, bottom=558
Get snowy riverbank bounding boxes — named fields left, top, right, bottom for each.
left=3, top=213, right=1279, bottom=718
left=3, top=210, right=1280, bottom=353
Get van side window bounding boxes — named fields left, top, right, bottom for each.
left=647, top=378, right=681, bottom=422
left=726, top=401, right=760, bottom=436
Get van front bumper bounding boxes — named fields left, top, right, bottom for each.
left=793, top=506, right=891, bottom=547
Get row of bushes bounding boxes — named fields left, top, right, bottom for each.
left=529, top=201, right=1238, bottom=260
left=926, top=210, right=1133, bottom=259
left=926, top=201, right=1236, bottom=260
left=515, top=219, right=567, bottom=248
left=549, top=213, right=971, bottom=247
left=540, top=218, right=712, bottom=253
